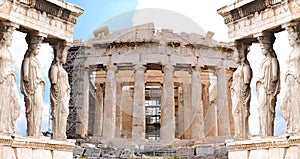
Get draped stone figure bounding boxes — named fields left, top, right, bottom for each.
left=49, top=43, right=70, bottom=140
left=280, top=23, right=300, bottom=133
left=0, top=23, right=20, bottom=134
left=21, top=34, right=44, bottom=137
left=256, top=34, right=280, bottom=136
left=231, top=43, right=252, bottom=139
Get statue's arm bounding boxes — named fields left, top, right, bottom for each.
left=23, top=58, right=29, bottom=82
left=271, top=58, right=279, bottom=82
left=49, top=65, right=58, bottom=85
left=243, top=65, right=252, bottom=85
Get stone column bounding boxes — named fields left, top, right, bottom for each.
left=176, top=86, right=184, bottom=138
left=93, top=83, right=104, bottom=137
left=76, top=67, right=90, bottom=137
left=202, top=80, right=215, bottom=136
left=191, top=66, right=205, bottom=139
left=115, top=82, right=123, bottom=138
left=102, top=64, right=117, bottom=138
left=226, top=70, right=235, bottom=136
left=132, top=64, right=146, bottom=139
left=182, top=83, right=192, bottom=139
left=160, top=64, right=175, bottom=140
left=216, top=67, right=231, bottom=136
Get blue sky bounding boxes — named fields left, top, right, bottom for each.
left=66, top=0, right=139, bottom=40
left=11, top=0, right=289, bottom=136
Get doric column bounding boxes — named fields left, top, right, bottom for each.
left=160, top=64, right=175, bottom=140
left=115, top=82, right=123, bottom=138
left=182, top=83, right=192, bottom=139
left=191, top=66, right=205, bottom=139
left=76, top=67, right=90, bottom=137
left=176, top=86, right=184, bottom=138
left=202, top=80, right=215, bottom=136
left=226, top=70, right=235, bottom=136
left=132, top=64, right=146, bottom=139
left=256, top=33, right=280, bottom=136
left=102, top=63, right=117, bottom=138
left=216, top=66, right=231, bottom=136
left=93, top=83, right=104, bottom=137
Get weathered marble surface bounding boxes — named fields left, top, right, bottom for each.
left=281, top=22, right=300, bottom=134
left=49, top=43, right=70, bottom=140
left=256, top=34, right=280, bottom=137
left=231, top=43, right=252, bottom=139
left=0, top=22, right=20, bottom=134
left=21, top=33, right=44, bottom=137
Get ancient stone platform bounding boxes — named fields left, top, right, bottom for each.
left=226, top=134, right=300, bottom=159
left=0, top=134, right=75, bottom=159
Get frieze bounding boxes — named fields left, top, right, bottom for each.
left=222, top=0, right=284, bottom=24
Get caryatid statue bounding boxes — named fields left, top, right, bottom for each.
left=21, top=33, right=45, bottom=137
left=0, top=22, right=20, bottom=134
left=256, top=33, right=280, bottom=136
left=231, top=42, right=252, bottom=139
left=49, top=42, right=70, bottom=140
left=280, top=22, right=300, bottom=133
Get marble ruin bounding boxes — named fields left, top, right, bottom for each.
left=65, top=23, right=237, bottom=142
left=218, top=0, right=300, bottom=158
left=0, top=0, right=82, bottom=158
left=1, top=0, right=300, bottom=158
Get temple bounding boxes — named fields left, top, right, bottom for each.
left=65, top=23, right=236, bottom=142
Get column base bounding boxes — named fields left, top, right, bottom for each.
left=0, top=134, right=75, bottom=159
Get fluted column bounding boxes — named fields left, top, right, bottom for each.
left=76, top=67, right=90, bottom=137
left=176, top=86, right=184, bottom=138
left=160, top=64, right=175, bottom=140
left=191, top=66, right=205, bottom=139
left=115, top=82, right=123, bottom=138
left=216, top=67, right=230, bottom=136
left=202, top=80, right=215, bottom=136
left=132, top=64, right=146, bottom=139
left=93, top=83, right=104, bottom=137
left=102, top=64, right=117, bottom=138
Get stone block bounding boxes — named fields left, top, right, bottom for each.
left=249, top=149, right=268, bottom=159
left=15, top=148, right=32, bottom=159
left=228, top=151, right=249, bottom=159
left=84, top=147, right=101, bottom=157
left=0, top=146, right=16, bottom=159
left=73, top=147, right=85, bottom=157
left=32, top=149, right=52, bottom=159
left=285, top=146, right=300, bottom=159
left=196, top=146, right=214, bottom=156
left=268, top=148, right=287, bottom=159
left=52, top=150, right=73, bottom=159
left=176, top=147, right=194, bottom=157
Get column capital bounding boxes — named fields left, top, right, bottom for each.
left=256, top=32, right=275, bottom=45
left=25, top=32, right=45, bottom=45
left=163, top=64, right=175, bottom=73
left=193, top=65, right=202, bottom=72
left=134, top=64, right=146, bottom=72
left=105, top=63, right=117, bottom=72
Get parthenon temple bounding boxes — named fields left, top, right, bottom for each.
left=65, top=23, right=236, bottom=141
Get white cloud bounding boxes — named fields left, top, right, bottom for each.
left=136, top=0, right=233, bottom=41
